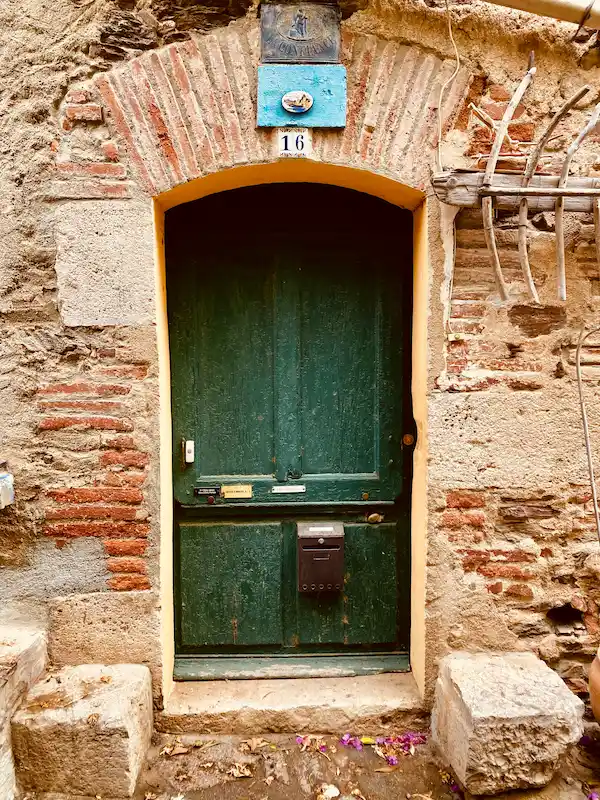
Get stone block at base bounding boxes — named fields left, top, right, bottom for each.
left=431, top=652, right=584, bottom=795
left=0, top=626, right=47, bottom=800
left=11, top=664, right=152, bottom=798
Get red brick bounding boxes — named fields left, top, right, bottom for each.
left=55, top=162, right=127, bottom=178
left=584, top=613, right=600, bottom=636
left=446, top=490, right=486, bottom=509
left=481, top=101, right=525, bottom=121
left=97, top=347, right=116, bottom=358
left=47, top=487, right=142, bottom=504
left=101, top=141, right=119, bottom=161
left=107, top=556, right=147, bottom=574
left=95, top=76, right=156, bottom=195
left=487, top=581, right=503, bottom=594
left=38, top=400, right=122, bottom=412
left=478, top=564, right=534, bottom=579
left=441, top=509, right=486, bottom=529
left=461, top=548, right=536, bottom=571
left=38, top=383, right=130, bottom=396
left=100, top=365, right=148, bottom=379
left=103, top=539, right=148, bottom=556
left=46, top=505, right=140, bottom=520
left=100, top=450, right=149, bottom=468
left=131, top=59, right=184, bottom=184
left=508, top=121, right=535, bottom=141
left=65, top=103, right=103, bottom=122
left=102, top=471, right=147, bottom=487
left=39, top=417, right=133, bottom=432
left=108, top=575, right=151, bottom=591
left=44, top=522, right=150, bottom=538
left=66, top=89, right=91, bottom=103
left=488, top=84, right=511, bottom=101
left=504, top=583, right=534, bottom=599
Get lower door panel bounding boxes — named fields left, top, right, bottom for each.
left=176, top=519, right=409, bottom=658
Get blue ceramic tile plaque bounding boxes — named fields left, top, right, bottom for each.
left=257, top=64, right=346, bottom=128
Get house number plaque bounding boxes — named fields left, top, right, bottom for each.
left=261, top=4, right=341, bottom=64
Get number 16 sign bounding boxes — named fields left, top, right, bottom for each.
left=276, top=128, right=312, bottom=158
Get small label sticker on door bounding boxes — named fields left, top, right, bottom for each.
left=221, top=484, right=253, bottom=499
left=272, top=484, right=306, bottom=493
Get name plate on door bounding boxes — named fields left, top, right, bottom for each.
left=221, top=484, right=253, bottom=499
left=272, top=484, right=306, bottom=494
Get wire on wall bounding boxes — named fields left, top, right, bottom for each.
left=576, top=323, right=600, bottom=545
left=437, top=0, right=461, bottom=173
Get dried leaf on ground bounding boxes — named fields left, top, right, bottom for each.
left=160, top=739, right=190, bottom=757
left=375, top=765, right=398, bottom=773
left=192, top=739, right=217, bottom=751
left=264, top=775, right=275, bottom=785
left=241, top=737, right=271, bottom=753
left=227, top=762, right=253, bottom=778
left=144, top=793, right=157, bottom=800
left=99, top=675, right=112, bottom=684
left=317, top=784, right=340, bottom=800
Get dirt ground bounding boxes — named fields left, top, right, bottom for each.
left=137, top=725, right=600, bottom=800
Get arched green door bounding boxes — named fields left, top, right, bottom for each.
left=167, top=184, right=414, bottom=679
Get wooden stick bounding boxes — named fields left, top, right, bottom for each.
left=482, top=186, right=600, bottom=197
left=556, top=101, right=600, bottom=301
left=517, top=86, right=590, bottom=303
left=482, top=63, right=537, bottom=302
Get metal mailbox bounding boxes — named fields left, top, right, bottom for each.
left=297, top=521, right=344, bottom=593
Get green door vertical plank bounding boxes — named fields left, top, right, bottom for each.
left=299, top=251, right=379, bottom=476
left=273, top=258, right=302, bottom=482
left=178, top=522, right=284, bottom=648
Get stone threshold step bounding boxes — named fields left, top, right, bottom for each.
left=158, top=672, right=426, bottom=735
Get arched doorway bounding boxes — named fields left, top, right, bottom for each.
left=165, top=183, right=414, bottom=679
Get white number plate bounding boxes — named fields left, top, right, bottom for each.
left=276, top=128, right=312, bottom=159
left=272, top=484, right=306, bottom=494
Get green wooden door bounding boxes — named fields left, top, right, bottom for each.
left=167, top=185, right=413, bottom=677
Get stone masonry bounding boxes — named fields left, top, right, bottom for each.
left=1, top=0, right=600, bottom=717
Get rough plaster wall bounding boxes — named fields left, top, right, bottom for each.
left=2, top=0, right=600, bottom=707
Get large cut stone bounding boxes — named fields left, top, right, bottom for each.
left=0, top=626, right=47, bottom=800
left=12, top=664, right=152, bottom=797
left=431, top=652, right=584, bottom=795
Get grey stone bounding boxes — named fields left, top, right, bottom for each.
left=54, top=200, right=155, bottom=326
left=0, top=627, right=47, bottom=800
left=0, top=539, right=108, bottom=629
left=12, top=664, right=153, bottom=797
left=48, top=591, right=162, bottom=701
left=158, top=673, right=425, bottom=734
left=431, top=652, right=584, bottom=795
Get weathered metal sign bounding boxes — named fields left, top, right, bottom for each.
left=261, top=4, right=341, bottom=64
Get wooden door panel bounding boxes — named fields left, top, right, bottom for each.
left=169, top=250, right=276, bottom=504
left=178, top=522, right=284, bottom=648
left=291, top=523, right=401, bottom=647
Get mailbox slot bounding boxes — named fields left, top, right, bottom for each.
left=297, top=521, right=344, bottom=593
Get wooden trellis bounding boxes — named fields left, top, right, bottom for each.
left=432, top=57, right=600, bottom=302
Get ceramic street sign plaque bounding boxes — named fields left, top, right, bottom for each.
left=261, top=4, right=341, bottom=64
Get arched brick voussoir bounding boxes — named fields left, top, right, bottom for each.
left=81, top=24, right=472, bottom=199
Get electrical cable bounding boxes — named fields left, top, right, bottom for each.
left=437, top=0, right=461, bottom=173
left=576, top=323, right=600, bottom=545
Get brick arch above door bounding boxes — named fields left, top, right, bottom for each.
left=50, top=23, right=471, bottom=201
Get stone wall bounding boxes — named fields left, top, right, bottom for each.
left=2, top=0, right=600, bottom=709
